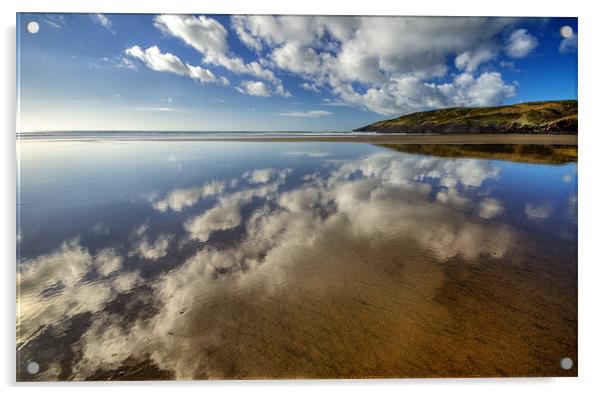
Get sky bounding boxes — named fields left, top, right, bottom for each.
left=17, top=14, right=577, bottom=132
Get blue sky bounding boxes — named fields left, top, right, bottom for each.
left=17, top=14, right=577, bottom=132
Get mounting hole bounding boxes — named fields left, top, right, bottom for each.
left=560, top=26, right=573, bottom=39
left=27, top=361, right=40, bottom=374
left=560, top=357, right=574, bottom=370
left=26, top=21, right=39, bottom=34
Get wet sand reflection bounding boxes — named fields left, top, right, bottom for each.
left=17, top=142, right=577, bottom=380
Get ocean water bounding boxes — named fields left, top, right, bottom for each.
left=16, top=138, right=577, bottom=380
left=17, top=130, right=398, bottom=139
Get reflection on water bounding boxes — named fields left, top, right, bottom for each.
left=17, top=140, right=577, bottom=380
left=381, top=144, right=578, bottom=164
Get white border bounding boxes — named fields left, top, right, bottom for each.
left=2, top=1, right=601, bottom=394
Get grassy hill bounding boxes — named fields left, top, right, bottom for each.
left=354, top=100, right=577, bottom=134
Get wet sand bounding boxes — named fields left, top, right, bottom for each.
left=16, top=140, right=578, bottom=380
left=17, top=133, right=577, bottom=145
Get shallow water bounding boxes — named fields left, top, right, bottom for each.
left=17, top=140, right=577, bottom=380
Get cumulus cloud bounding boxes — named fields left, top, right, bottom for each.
left=230, top=16, right=520, bottom=114
left=455, top=47, right=496, bottom=73
left=153, top=15, right=288, bottom=96
left=125, top=45, right=227, bottom=85
left=119, top=16, right=538, bottom=115
left=279, top=110, right=332, bottom=118
left=235, top=80, right=273, bottom=97
left=505, top=29, right=538, bottom=58
left=331, top=70, right=516, bottom=115
left=270, top=42, right=321, bottom=75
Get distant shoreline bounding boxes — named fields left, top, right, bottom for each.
left=17, top=133, right=577, bottom=145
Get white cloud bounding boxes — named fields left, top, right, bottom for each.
left=91, top=14, right=115, bottom=34
left=300, top=82, right=321, bottom=93
left=455, top=48, right=496, bottom=73
left=505, top=29, right=538, bottom=58
left=231, top=16, right=263, bottom=52
left=235, top=80, right=273, bottom=97
left=559, top=34, right=577, bottom=53
left=43, top=15, right=66, bottom=29
left=459, top=72, right=517, bottom=106
left=125, top=45, right=226, bottom=85
left=279, top=110, right=332, bottom=118
left=121, top=16, right=532, bottom=115
left=153, top=15, right=287, bottom=95
left=133, top=107, right=174, bottom=112
left=154, top=15, right=229, bottom=58
left=329, top=70, right=516, bottom=115
left=230, top=16, right=519, bottom=114
left=118, top=57, right=138, bottom=70
left=270, top=42, right=321, bottom=75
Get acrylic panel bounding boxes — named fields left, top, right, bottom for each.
left=16, top=13, right=578, bottom=381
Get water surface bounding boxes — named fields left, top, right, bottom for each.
left=17, top=140, right=577, bottom=380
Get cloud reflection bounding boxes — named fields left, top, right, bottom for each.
left=152, top=180, right=226, bottom=212
left=130, top=234, right=174, bottom=261
left=525, top=201, right=553, bottom=219
left=60, top=151, right=516, bottom=379
left=478, top=198, right=504, bottom=219
left=17, top=240, right=141, bottom=345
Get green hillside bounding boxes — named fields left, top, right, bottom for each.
left=354, top=100, right=577, bottom=134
